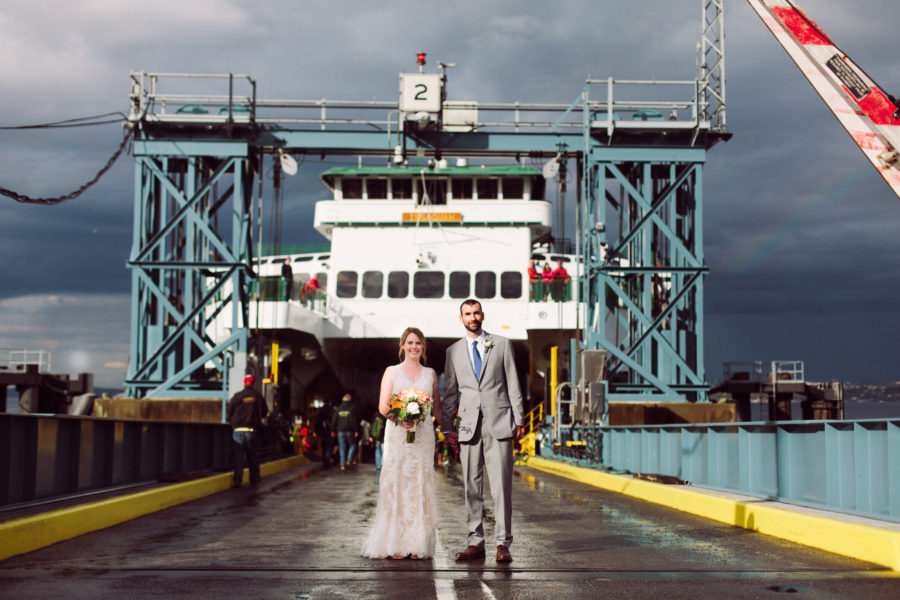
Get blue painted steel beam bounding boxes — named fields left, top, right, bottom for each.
left=126, top=147, right=251, bottom=405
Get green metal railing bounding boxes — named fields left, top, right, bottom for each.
left=529, top=280, right=572, bottom=302
left=253, top=277, right=327, bottom=312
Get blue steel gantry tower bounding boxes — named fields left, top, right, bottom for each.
left=580, top=1, right=728, bottom=404
left=123, top=1, right=728, bottom=408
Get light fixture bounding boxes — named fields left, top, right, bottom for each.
left=279, top=150, right=298, bottom=176
left=413, top=111, right=431, bottom=128
left=542, top=154, right=560, bottom=179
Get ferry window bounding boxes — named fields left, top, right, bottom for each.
left=452, top=178, right=473, bottom=200
left=336, top=271, right=357, bottom=298
left=317, top=272, right=328, bottom=290
left=342, top=178, right=362, bottom=199
left=366, top=178, right=387, bottom=200
left=449, top=271, right=470, bottom=298
left=296, top=272, right=311, bottom=284
left=293, top=256, right=313, bottom=262
left=500, top=271, right=522, bottom=298
left=419, top=178, right=447, bottom=205
left=549, top=255, right=571, bottom=263
left=476, top=178, right=498, bottom=199
left=475, top=271, right=496, bottom=298
left=414, top=271, right=445, bottom=299
left=362, top=271, right=383, bottom=298
left=502, top=178, right=523, bottom=200
left=392, top=178, right=412, bottom=199
left=531, top=178, right=545, bottom=200
left=387, top=271, right=409, bottom=298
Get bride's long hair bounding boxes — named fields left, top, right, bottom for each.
left=398, top=326, right=427, bottom=365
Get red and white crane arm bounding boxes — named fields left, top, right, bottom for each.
left=747, top=0, right=900, bottom=199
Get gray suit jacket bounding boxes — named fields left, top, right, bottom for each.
left=442, top=333, right=524, bottom=442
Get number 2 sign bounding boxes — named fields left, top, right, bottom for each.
left=400, top=73, right=442, bottom=113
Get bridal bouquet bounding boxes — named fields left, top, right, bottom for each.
left=387, top=388, right=433, bottom=443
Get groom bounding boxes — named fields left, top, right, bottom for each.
left=442, top=298, right=525, bottom=563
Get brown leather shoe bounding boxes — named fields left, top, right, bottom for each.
left=496, top=545, right=512, bottom=563
left=455, top=545, right=486, bottom=561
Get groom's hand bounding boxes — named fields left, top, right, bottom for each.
left=514, top=426, right=526, bottom=441
left=444, top=431, right=459, bottom=455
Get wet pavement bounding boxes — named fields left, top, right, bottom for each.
left=1, top=459, right=897, bottom=599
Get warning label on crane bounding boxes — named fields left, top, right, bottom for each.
left=826, top=55, right=869, bottom=101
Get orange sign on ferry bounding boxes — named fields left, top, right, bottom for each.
left=402, top=212, right=463, bottom=222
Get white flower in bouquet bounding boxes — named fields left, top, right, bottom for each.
left=388, top=388, right=433, bottom=443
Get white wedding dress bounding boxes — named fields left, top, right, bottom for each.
left=361, top=365, right=437, bottom=558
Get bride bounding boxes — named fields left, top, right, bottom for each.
left=361, top=326, right=441, bottom=559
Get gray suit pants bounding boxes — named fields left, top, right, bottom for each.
left=460, top=410, right=514, bottom=548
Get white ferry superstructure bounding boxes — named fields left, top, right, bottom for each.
left=209, top=161, right=584, bottom=410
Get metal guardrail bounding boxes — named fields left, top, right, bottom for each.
left=0, top=349, right=51, bottom=372
left=0, top=413, right=290, bottom=508
left=545, top=418, right=900, bottom=523
left=127, top=72, right=724, bottom=133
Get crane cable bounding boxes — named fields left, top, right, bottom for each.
left=0, top=131, right=131, bottom=205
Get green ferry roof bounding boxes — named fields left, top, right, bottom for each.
left=319, top=165, right=541, bottom=190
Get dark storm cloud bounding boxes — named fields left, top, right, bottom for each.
left=1, top=0, right=898, bottom=383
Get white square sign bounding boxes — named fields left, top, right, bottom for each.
left=399, top=73, right=442, bottom=113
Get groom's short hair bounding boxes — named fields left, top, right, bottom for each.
left=459, top=298, right=482, bottom=314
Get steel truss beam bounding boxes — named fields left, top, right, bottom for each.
left=581, top=122, right=708, bottom=402
left=125, top=144, right=253, bottom=404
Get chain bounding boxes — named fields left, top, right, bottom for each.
left=0, top=132, right=131, bottom=205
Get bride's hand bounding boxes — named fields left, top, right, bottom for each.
left=401, top=420, right=416, bottom=431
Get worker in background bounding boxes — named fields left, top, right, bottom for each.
left=304, top=273, right=322, bottom=296
left=540, top=262, right=553, bottom=301
left=527, top=258, right=540, bottom=300
left=227, top=374, right=269, bottom=489
left=281, top=258, right=294, bottom=300
left=551, top=260, right=570, bottom=302
left=331, top=391, right=359, bottom=471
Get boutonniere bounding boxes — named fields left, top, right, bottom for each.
left=484, top=339, right=494, bottom=350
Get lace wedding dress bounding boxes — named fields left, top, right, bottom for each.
left=361, top=365, right=437, bottom=558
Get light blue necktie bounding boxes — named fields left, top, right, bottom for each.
left=472, top=340, right=482, bottom=382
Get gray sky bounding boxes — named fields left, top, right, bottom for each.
left=1, top=0, right=898, bottom=387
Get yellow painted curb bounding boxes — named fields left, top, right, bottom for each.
left=518, top=456, right=900, bottom=572
left=0, top=455, right=309, bottom=562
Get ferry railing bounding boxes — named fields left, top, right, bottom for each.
left=0, top=413, right=291, bottom=508
left=251, top=277, right=327, bottom=315
left=544, top=418, right=900, bottom=523
left=127, top=72, right=717, bottom=133
left=529, top=280, right=573, bottom=302
left=583, top=77, right=712, bottom=133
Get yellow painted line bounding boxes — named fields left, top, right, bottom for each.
left=518, top=456, right=900, bottom=572
left=0, top=455, right=309, bottom=562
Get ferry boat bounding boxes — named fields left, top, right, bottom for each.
left=209, top=159, right=583, bottom=413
